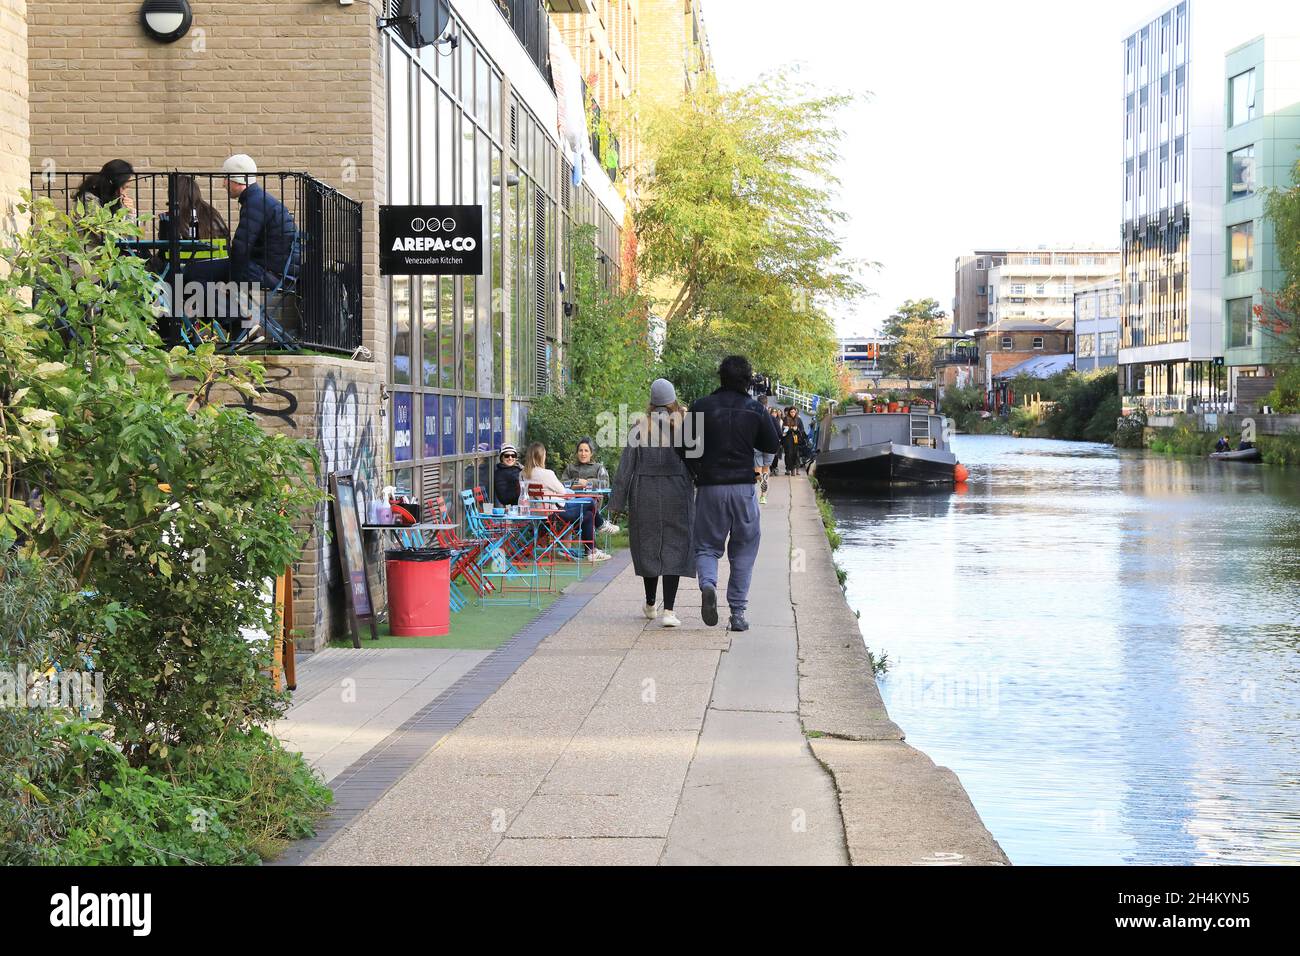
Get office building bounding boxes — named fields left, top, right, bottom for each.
left=953, top=248, right=1119, bottom=334
left=1074, top=279, right=1122, bottom=372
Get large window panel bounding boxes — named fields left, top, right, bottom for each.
left=420, top=76, right=437, bottom=203
left=388, top=47, right=411, bottom=205
left=422, top=277, right=439, bottom=387
left=392, top=275, right=412, bottom=384
left=477, top=127, right=493, bottom=393
left=1229, top=69, right=1256, bottom=127
left=1229, top=145, right=1255, bottom=199
left=1228, top=296, right=1254, bottom=348
left=439, top=275, right=456, bottom=388
left=1228, top=221, right=1254, bottom=274
left=439, top=94, right=455, bottom=204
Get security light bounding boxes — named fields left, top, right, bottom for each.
left=140, top=0, right=193, bottom=43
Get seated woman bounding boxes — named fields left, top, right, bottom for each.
left=561, top=437, right=619, bottom=534
left=493, top=444, right=522, bottom=507
left=520, top=442, right=611, bottom=562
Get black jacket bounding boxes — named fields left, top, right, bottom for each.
left=233, top=183, right=298, bottom=288
left=494, top=463, right=522, bottom=506
left=688, top=387, right=782, bottom=486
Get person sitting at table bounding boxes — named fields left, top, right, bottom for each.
left=181, top=154, right=298, bottom=324
left=156, top=175, right=230, bottom=264
left=73, top=159, right=135, bottom=217
left=520, top=441, right=611, bottom=562
left=494, top=444, right=522, bottom=507
left=561, top=437, right=619, bottom=535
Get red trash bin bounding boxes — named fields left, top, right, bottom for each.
left=386, top=548, right=451, bottom=637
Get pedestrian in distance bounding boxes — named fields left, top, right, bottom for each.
left=686, top=356, right=782, bottom=632
left=610, top=379, right=696, bottom=628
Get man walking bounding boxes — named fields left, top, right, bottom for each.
left=688, top=355, right=782, bottom=631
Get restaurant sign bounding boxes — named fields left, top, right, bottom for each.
left=379, top=204, right=483, bottom=276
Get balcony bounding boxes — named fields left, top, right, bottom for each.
left=32, top=170, right=363, bottom=354
left=935, top=346, right=979, bottom=366
left=495, top=0, right=552, bottom=84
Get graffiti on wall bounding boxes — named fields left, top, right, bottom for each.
left=224, top=364, right=298, bottom=429
left=317, top=373, right=379, bottom=636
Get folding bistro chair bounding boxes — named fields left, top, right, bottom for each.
left=428, top=495, right=492, bottom=604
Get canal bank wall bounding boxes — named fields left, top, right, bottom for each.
left=791, top=480, right=1010, bottom=865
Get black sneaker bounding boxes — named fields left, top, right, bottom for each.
left=701, top=586, right=719, bottom=627
left=729, top=613, right=750, bottom=632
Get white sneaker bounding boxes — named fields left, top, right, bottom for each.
left=602, top=522, right=620, bottom=535
left=588, top=549, right=612, bottom=562
left=661, top=610, right=681, bottom=627
left=643, top=603, right=660, bottom=620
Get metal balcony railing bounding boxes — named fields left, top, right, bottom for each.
left=31, top=170, right=363, bottom=354
left=496, top=0, right=551, bottom=85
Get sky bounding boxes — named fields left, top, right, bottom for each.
left=704, top=0, right=1139, bottom=337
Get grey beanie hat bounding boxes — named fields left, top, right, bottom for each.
left=650, top=378, right=677, bottom=406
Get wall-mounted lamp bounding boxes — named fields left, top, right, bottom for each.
left=140, top=0, right=193, bottom=43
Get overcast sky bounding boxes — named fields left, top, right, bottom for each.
left=705, top=0, right=1137, bottom=337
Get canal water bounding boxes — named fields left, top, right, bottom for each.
left=828, top=435, right=1300, bottom=865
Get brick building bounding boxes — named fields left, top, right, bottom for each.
left=0, top=0, right=27, bottom=239
left=975, top=319, right=1074, bottom=383
left=26, top=0, right=625, bottom=649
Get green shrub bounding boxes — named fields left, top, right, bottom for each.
left=1263, top=365, right=1300, bottom=414
left=1259, top=432, right=1300, bottom=466
left=1114, top=406, right=1147, bottom=448
left=1148, top=418, right=1217, bottom=457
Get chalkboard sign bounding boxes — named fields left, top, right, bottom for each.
left=330, top=471, right=377, bottom=646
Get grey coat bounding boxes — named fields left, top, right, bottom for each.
left=610, top=438, right=696, bottom=578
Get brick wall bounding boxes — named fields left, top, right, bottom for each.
left=0, top=0, right=28, bottom=239
left=28, top=2, right=391, bottom=649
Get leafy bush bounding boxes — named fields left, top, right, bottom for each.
left=1044, top=370, right=1120, bottom=441
left=1147, top=418, right=1217, bottom=457
left=1, top=194, right=322, bottom=768
left=1114, top=405, right=1147, bottom=448
left=1263, top=365, right=1300, bottom=414
left=1259, top=432, right=1300, bottom=466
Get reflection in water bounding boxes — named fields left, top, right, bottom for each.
left=830, top=435, right=1300, bottom=865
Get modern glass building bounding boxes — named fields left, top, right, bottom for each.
left=1118, top=0, right=1289, bottom=414
left=382, top=2, right=625, bottom=515
left=1221, top=34, right=1300, bottom=380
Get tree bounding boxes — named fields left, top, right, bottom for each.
left=636, top=70, right=867, bottom=394
left=883, top=298, right=947, bottom=380
left=1263, top=158, right=1300, bottom=354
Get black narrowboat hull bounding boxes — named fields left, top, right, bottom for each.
left=811, top=441, right=957, bottom=487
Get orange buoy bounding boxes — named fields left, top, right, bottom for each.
left=953, top=463, right=969, bottom=483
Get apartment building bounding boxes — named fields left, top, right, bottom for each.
left=1221, top=34, right=1300, bottom=388
left=1117, top=0, right=1289, bottom=413
left=26, top=0, right=625, bottom=648
left=1074, top=279, right=1122, bottom=372
left=953, top=248, right=1119, bottom=333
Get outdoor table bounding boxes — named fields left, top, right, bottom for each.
left=116, top=239, right=217, bottom=254
left=476, top=511, right=547, bottom=607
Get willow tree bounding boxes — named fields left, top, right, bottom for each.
left=636, top=71, right=866, bottom=392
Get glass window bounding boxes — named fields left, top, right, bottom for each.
left=476, top=51, right=490, bottom=122
left=439, top=275, right=456, bottom=388
left=441, top=395, right=457, bottom=457
left=422, top=277, right=439, bottom=387
left=1229, top=145, right=1255, bottom=199
left=1100, top=332, right=1118, bottom=356
left=462, top=276, right=476, bottom=391
left=439, top=94, right=455, bottom=203
left=1078, top=334, right=1095, bottom=357
left=1228, top=221, right=1253, bottom=274
left=389, top=48, right=411, bottom=205
left=1229, top=69, right=1256, bottom=127
left=1032, top=336, right=1044, bottom=350
left=1001, top=336, right=1012, bottom=350
left=423, top=394, right=440, bottom=459
left=1228, top=296, right=1254, bottom=348
left=392, top=275, right=411, bottom=384
left=420, top=77, right=437, bottom=203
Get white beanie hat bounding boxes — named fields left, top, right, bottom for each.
left=222, top=154, right=258, bottom=185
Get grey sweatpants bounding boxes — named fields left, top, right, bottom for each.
left=694, top=483, right=761, bottom=615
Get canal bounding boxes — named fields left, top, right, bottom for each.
left=828, top=434, right=1300, bottom=865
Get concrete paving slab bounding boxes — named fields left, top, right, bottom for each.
left=809, top=737, right=1009, bottom=866
left=661, top=708, right=845, bottom=866
left=488, top=837, right=664, bottom=866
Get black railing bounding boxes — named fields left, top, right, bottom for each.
left=934, top=346, right=979, bottom=366
left=30, top=170, right=363, bottom=353
left=496, top=0, right=551, bottom=85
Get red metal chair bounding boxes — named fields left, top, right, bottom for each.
left=428, top=494, right=493, bottom=598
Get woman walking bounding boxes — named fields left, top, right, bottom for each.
left=782, top=407, right=808, bottom=476
left=610, top=379, right=696, bottom=628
